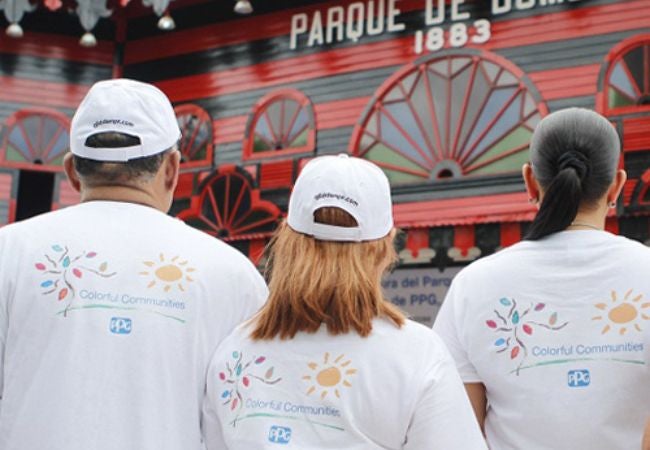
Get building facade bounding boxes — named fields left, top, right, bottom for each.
left=0, top=0, right=648, bottom=323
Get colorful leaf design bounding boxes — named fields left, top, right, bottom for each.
left=549, top=312, right=558, bottom=325
left=255, top=356, right=266, bottom=364
left=86, top=252, right=97, bottom=258
left=242, top=376, right=250, bottom=387
left=41, top=280, right=54, bottom=288
left=500, top=298, right=512, bottom=306
left=486, top=320, right=497, bottom=329
left=512, top=311, right=520, bottom=324
left=232, top=351, right=239, bottom=359
left=510, top=346, right=520, bottom=359
left=52, top=245, right=63, bottom=252
left=265, top=367, right=274, bottom=379
left=523, top=324, right=533, bottom=335
left=62, top=257, right=70, bottom=268
left=73, top=268, right=83, bottom=278
left=236, top=364, right=242, bottom=376
left=99, top=262, right=108, bottom=272
left=58, top=288, right=68, bottom=301
left=495, top=338, right=506, bottom=346
left=534, top=303, right=545, bottom=311
left=221, top=390, right=230, bottom=398
left=35, top=263, right=46, bottom=271
left=231, top=398, right=238, bottom=410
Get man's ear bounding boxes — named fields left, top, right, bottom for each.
left=164, top=149, right=181, bottom=193
left=63, top=153, right=81, bottom=193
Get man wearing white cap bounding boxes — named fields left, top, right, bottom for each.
left=0, top=79, right=267, bottom=450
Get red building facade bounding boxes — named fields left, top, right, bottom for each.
left=0, top=1, right=649, bottom=296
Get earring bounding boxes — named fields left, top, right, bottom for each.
left=608, top=201, right=616, bottom=208
left=528, top=197, right=538, bottom=204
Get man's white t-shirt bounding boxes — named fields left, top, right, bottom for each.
left=203, top=318, right=487, bottom=449
left=0, top=201, right=267, bottom=450
left=434, top=230, right=650, bottom=450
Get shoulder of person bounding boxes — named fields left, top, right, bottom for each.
left=168, top=218, right=259, bottom=268
left=376, top=319, right=450, bottom=357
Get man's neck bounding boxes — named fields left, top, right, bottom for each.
left=80, top=185, right=165, bottom=212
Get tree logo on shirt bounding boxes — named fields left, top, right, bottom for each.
left=140, top=253, right=196, bottom=292
left=219, top=351, right=282, bottom=420
left=303, top=352, right=357, bottom=399
left=592, top=289, right=650, bottom=335
left=35, top=244, right=116, bottom=316
left=486, top=298, right=568, bottom=375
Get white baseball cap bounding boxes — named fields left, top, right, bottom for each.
left=70, top=78, right=181, bottom=162
left=287, top=154, right=393, bottom=242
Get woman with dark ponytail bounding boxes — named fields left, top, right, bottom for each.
left=434, top=108, right=650, bottom=450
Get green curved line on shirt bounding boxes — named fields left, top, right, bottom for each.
left=55, top=303, right=186, bottom=323
left=230, top=412, right=345, bottom=431
left=510, top=357, right=645, bottom=373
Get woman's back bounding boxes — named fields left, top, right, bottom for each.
left=434, top=230, right=650, bottom=449
left=206, top=318, right=486, bottom=449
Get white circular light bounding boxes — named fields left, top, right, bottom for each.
left=79, top=32, right=97, bottom=47
left=157, top=13, right=176, bottom=31
left=234, top=0, right=253, bottom=14
left=6, top=23, right=24, bottom=38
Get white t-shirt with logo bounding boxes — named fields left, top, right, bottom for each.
left=0, top=201, right=267, bottom=450
left=433, top=230, right=650, bottom=450
left=203, top=318, right=487, bottom=449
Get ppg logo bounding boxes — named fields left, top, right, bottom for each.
left=110, top=317, right=132, bottom=335
left=568, top=369, right=590, bottom=387
left=268, top=425, right=292, bottom=444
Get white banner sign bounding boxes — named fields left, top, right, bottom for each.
left=382, top=266, right=462, bottom=327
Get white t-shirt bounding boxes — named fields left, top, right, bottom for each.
left=0, top=201, right=267, bottom=450
left=203, top=318, right=487, bottom=449
left=434, top=230, right=650, bottom=450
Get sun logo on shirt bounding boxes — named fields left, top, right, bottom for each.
left=140, top=254, right=196, bottom=292
left=592, top=289, right=650, bottom=335
left=303, top=353, right=357, bottom=400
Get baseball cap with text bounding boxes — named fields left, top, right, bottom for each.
left=287, top=154, right=393, bottom=242
left=70, top=78, right=181, bottom=162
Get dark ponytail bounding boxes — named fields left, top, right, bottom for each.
left=525, top=108, right=620, bottom=241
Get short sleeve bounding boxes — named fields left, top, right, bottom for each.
left=201, top=386, right=227, bottom=450
left=432, top=277, right=481, bottom=382
left=404, top=334, right=487, bottom=450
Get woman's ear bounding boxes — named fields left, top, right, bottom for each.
left=522, top=163, right=541, bottom=207
left=607, top=169, right=627, bottom=206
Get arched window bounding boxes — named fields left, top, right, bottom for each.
left=177, top=167, right=280, bottom=240
left=174, top=104, right=214, bottom=170
left=243, top=89, right=316, bottom=160
left=598, top=34, right=650, bottom=116
left=349, top=49, right=547, bottom=185
left=0, top=108, right=70, bottom=172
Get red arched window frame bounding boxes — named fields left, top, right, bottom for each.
left=174, top=103, right=214, bottom=171
left=597, top=34, right=650, bottom=116
left=177, top=166, right=280, bottom=241
left=349, top=49, right=548, bottom=186
left=0, top=108, right=71, bottom=172
left=243, top=89, right=316, bottom=160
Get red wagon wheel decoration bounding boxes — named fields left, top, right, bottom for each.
left=174, top=104, right=214, bottom=170
left=243, top=89, right=315, bottom=160
left=0, top=108, right=71, bottom=172
left=350, top=49, right=548, bottom=185
left=178, top=168, right=280, bottom=240
left=599, top=34, right=650, bottom=115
